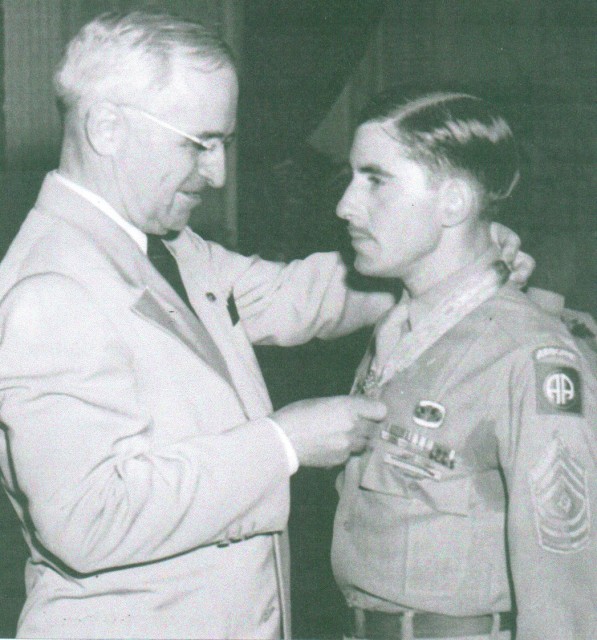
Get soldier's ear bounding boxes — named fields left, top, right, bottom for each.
left=84, top=101, right=126, bottom=156
left=438, top=176, right=478, bottom=228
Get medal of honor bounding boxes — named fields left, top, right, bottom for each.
left=354, top=368, right=380, bottom=397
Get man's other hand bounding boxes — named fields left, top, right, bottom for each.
left=490, top=221, right=535, bottom=286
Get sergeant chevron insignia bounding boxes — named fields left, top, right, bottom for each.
left=529, top=437, right=590, bottom=553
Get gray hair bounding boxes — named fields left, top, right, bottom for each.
left=54, top=11, right=235, bottom=111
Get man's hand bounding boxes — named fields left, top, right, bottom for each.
left=490, top=221, right=535, bottom=286
left=273, top=396, right=387, bottom=467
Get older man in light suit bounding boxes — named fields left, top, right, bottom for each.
left=0, top=12, right=393, bottom=639
left=0, top=11, right=528, bottom=640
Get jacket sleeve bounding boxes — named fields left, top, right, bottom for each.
left=0, top=273, right=290, bottom=576
left=499, top=343, right=597, bottom=640
left=206, top=241, right=394, bottom=345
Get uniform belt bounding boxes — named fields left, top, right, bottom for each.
left=350, top=608, right=514, bottom=639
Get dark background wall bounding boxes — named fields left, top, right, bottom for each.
left=0, top=1, right=595, bottom=638
left=240, top=0, right=596, bottom=316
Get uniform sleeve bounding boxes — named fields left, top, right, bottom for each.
left=499, top=344, right=597, bottom=640
left=0, top=274, right=290, bottom=576
left=206, top=242, right=394, bottom=345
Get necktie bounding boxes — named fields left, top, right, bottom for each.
left=147, top=233, right=197, bottom=314
left=146, top=234, right=231, bottom=382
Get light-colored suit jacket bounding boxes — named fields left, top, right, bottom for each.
left=0, top=173, right=372, bottom=639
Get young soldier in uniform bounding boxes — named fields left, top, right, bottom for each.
left=332, top=91, right=596, bottom=640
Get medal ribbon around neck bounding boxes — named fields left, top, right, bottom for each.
left=353, top=260, right=509, bottom=395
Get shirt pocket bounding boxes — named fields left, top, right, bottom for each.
left=359, top=437, right=470, bottom=516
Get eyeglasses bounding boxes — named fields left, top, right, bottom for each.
left=119, top=105, right=234, bottom=153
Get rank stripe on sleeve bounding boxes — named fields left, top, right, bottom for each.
left=529, top=437, right=590, bottom=553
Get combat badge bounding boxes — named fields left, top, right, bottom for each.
left=529, top=437, right=590, bottom=553
left=534, top=348, right=582, bottom=415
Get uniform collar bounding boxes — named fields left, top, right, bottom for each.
left=408, top=246, right=500, bottom=329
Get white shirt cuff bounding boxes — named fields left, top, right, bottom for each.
left=264, top=417, right=299, bottom=475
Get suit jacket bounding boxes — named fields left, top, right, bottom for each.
left=0, top=173, right=369, bottom=639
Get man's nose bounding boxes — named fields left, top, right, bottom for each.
left=336, top=183, right=359, bottom=221
left=199, top=143, right=227, bottom=188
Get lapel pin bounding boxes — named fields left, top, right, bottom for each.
left=206, top=292, right=217, bottom=302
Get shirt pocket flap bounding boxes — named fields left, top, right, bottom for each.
left=359, top=444, right=409, bottom=499
left=360, top=441, right=471, bottom=516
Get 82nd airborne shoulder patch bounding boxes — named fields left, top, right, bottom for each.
left=534, top=347, right=583, bottom=416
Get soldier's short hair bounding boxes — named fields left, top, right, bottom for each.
left=54, top=10, right=235, bottom=112
left=358, top=90, right=520, bottom=213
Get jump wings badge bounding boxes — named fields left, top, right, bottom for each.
left=529, top=437, right=590, bottom=553
left=413, top=400, right=445, bottom=428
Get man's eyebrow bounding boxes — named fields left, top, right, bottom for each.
left=196, top=131, right=236, bottom=144
left=358, top=164, right=394, bottom=177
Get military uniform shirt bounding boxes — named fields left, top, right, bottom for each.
left=332, top=281, right=596, bottom=640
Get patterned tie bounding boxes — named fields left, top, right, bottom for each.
left=146, top=233, right=231, bottom=382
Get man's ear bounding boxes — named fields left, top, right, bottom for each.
left=438, top=176, right=478, bottom=228
left=84, top=102, right=125, bottom=156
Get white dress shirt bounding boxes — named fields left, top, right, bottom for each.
left=55, top=171, right=148, bottom=253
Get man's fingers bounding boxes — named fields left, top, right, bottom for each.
left=490, top=221, right=520, bottom=264
left=353, top=417, right=378, bottom=437
left=509, top=250, right=535, bottom=285
left=489, top=221, right=535, bottom=286
left=350, top=436, right=369, bottom=454
left=351, top=397, right=387, bottom=421
left=500, top=237, right=520, bottom=265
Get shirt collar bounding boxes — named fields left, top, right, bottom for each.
left=408, top=245, right=501, bottom=329
left=54, top=171, right=148, bottom=254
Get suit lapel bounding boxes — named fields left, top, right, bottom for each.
left=168, top=231, right=274, bottom=419
left=131, top=287, right=230, bottom=385
left=33, top=173, right=235, bottom=390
